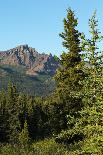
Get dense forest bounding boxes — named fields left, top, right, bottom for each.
left=0, top=8, right=103, bottom=154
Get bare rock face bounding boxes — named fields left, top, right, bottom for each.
left=0, top=45, right=59, bottom=75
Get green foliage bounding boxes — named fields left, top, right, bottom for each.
left=6, top=83, right=20, bottom=143
left=56, top=10, right=103, bottom=154
left=32, top=138, right=68, bottom=155
left=19, top=120, right=30, bottom=146
left=55, top=8, right=84, bottom=111
left=0, top=139, right=69, bottom=155
left=0, top=64, right=55, bottom=97
left=54, top=8, right=85, bottom=142
left=0, top=90, right=9, bottom=142
left=0, top=83, right=52, bottom=143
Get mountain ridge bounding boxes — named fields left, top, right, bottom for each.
left=0, top=44, right=59, bottom=75
left=0, top=45, right=60, bottom=96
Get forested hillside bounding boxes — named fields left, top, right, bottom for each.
left=0, top=45, right=60, bottom=96
left=0, top=65, right=55, bottom=96
left=0, top=8, right=103, bottom=155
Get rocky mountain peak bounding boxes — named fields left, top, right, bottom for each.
left=0, top=45, right=60, bottom=75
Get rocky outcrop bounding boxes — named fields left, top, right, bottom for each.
left=0, top=45, right=60, bottom=75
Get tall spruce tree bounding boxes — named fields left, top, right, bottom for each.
left=0, top=90, right=9, bottom=142
left=49, top=8, right=84, bottom=137
left=76, top=11, right=103, bottom=154
left=54, top=8, right=85, bottom=135
left=56, top=11, right=103, bottom=154
left=81, top=11, right=103, bottom=107
left=6, top=83, right=21, bottom=143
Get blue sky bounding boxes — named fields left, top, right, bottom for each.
left=0, top=0, right=103, bottom=56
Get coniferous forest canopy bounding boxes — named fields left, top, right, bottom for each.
left=0, top=8, right=103, bottom=154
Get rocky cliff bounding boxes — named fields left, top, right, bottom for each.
left=0, top=45, right=59, bottom=75
left=0, top=45, right=60, bottom=96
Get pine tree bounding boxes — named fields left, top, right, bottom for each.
left=77, top=11, right=103, bottom=154
left=18, top=120, right=30, bottom=155
left=56, top=11, right=103, bottom=154
left=19, top=120, right=30, bottom=146
left=6, top=83, right=20, bottom=143
left=54, top=8, right=85, bottom=135
left=0, top=90, right=9, bottom=142
left=80, top=11, right=103, bottom=107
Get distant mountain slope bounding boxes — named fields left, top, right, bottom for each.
left=0, top=45, right=59, bottom=75
left=0, top=45, right=60, bottom=96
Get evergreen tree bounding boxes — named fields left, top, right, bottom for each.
left=56, top=11, right=103, bottom=154
left=54, top=8, right=84, bottom=134
left=80, top=11, right=103, bottom=107
left=0, top=90, right=9, bottom=142
left=77, top=11, right=103, bottom=154
left=6, top=83, right=20, bottom=143
left=17, top=93, right=28, bottom=130
left=19, top=120, right=30, bottom=147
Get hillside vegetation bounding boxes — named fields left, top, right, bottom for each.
left=0, top=64, right=55, bottom=96
left=0, top=45, right=60, bottom=96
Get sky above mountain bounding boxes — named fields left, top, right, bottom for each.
left=0, top=0, right=103, bottom=56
